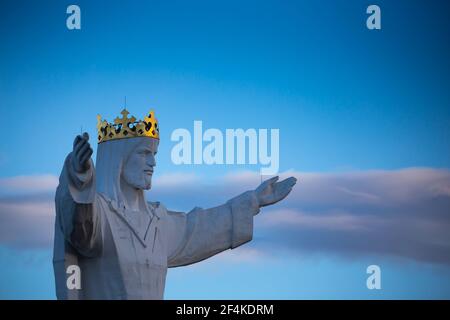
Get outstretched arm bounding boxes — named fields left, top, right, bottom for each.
left=166, top=176, right=297, bottom=267
left=55, top=133, right=102, bottom=257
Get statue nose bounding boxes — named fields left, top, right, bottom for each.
left=147, top=154, right=156, bottom=167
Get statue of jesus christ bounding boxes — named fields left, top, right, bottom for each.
left=53, top=110, right=297, bottom=300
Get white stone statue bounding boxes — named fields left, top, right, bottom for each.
left=53, top=110, right=296, bottom=300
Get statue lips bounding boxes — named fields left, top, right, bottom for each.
left=144, top=168, right=153, bottom=176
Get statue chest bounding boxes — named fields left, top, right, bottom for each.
left=99, top=195, right=168, bottom=270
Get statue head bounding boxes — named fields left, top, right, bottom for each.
left=95, top=109, right=160, bottom=201
left=122, top=137, right=158, bottom=190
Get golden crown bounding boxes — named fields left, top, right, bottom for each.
left=97, top=109, right=159, bottom=143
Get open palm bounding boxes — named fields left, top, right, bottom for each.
left=255, top=176, right=297, bottom=207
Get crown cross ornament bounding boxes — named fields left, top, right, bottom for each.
left=97, top=109, right=159, bottom=143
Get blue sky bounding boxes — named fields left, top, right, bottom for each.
left=0, top=0, right=450, bottom=299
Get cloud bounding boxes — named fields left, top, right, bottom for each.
left=0, top=200, right=55, bottom=248
left=211, top=247, right=268, bottom=264
left=256, top=168, right=450, bottom=264
left=153, top=172, right=200, bottom=188
left=0, top=175, right=57, bottom=248
left=259, top=208, right=369, bottom=232
left=0, top=168, right=449, bottom=265
left=0, top=175, right=58, bottom=195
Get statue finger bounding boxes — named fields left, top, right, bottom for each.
left=80, top=145, right=93, bottom=160
left=74, top=137, right=87, bottom=153
left=277, top=177, right=297, bottom=189
left=286, top=176, right=297, bottom=185
left=80, top=148, right=93, bottom=165
left=267, top=175, right=279, bottom=184
left=76, top=141, right=90, bottom=158
left=73, top=135, right=83, bottom=149
left=82, top=132, right=89, bottom=141
left=274, top=187, right=292, bottom=202
left=260, top=176, right=279, bottom=189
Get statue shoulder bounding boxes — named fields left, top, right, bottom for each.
left=147, top=201, right=168, bottom=218
left=147, top=200, right=163, bottom=208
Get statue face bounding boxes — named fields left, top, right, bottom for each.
left=122, top=138, right=159, bottom=190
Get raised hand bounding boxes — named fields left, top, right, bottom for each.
left=255, top=176, right=297, bottom=207
left=72, top=132, right=93, bottom=173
